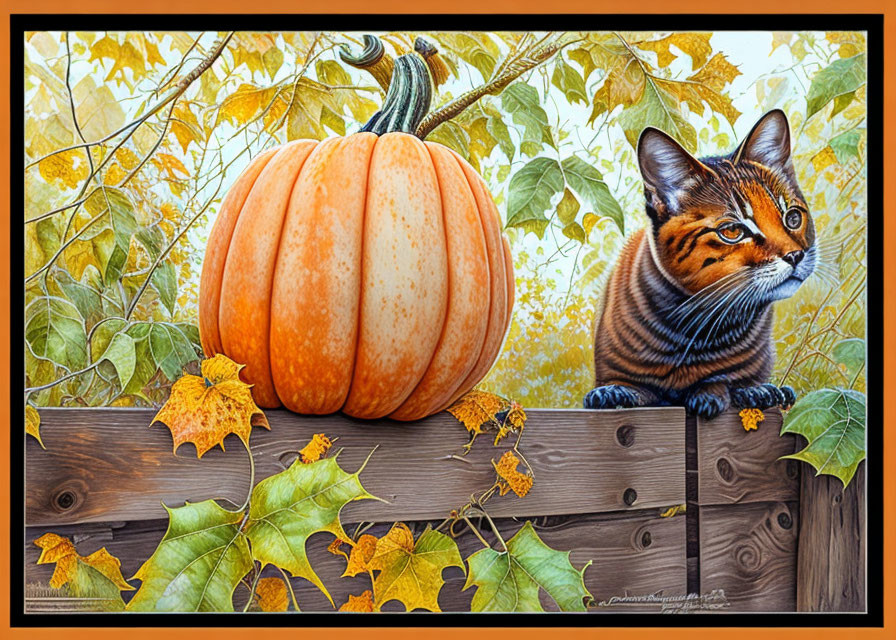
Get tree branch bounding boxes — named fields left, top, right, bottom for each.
left=415, top=35, right=569, bottom=139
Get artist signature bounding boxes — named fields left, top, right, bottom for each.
left=589, top=589, right=730, bottom=613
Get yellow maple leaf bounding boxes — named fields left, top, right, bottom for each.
left=299, top=433, right=332, bottom=463
left=636, top=32, right=713, bottom=69
left=254, top=577, right=289, bottom=612
left=343, top=534, right=378, bottom=577
left=739, top=408, right=765, bottom=432
left=339, top=590, right=375, bottom=612
left=368, top=523, right=463, bottom=612
left=216, top=84, right=277, bottom=126
left=104, top=163, right=127, bottom=185
left=447, top=390, right=506, bottom=436
left=26, top=405, right=45, bottom=449
left=151, top=354, right=270, bottom=458
left=34, top=533, right=134, bottom=593
left=152, top=153, right=190, bottom=180
left=493, top=450, right=534, bottom=498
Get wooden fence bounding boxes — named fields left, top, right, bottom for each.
left=23, top=407, right=865, bottom=613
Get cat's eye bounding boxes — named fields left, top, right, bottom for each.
left=784, top=208, right=803, bottom=230
left=716, top=223, right=746, bottom=243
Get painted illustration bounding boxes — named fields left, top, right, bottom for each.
left=22, top=27, right=868, bottom=615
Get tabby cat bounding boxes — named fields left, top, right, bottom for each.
left=584, top=110, right=815, bottom=419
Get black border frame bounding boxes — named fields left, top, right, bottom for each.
left=10, top=13, right=884, bottom=628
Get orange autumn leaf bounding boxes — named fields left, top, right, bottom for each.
left=493, top=450, right=533, bottom=498
left=34, top=533, right=134, bottom=601
left=327, top=538, right=349, bottom=560
left=447, top=390, right=506, bottom=436
left=151, top=354, right=270, bottom=458
left=494, top=400, right=527, bottom=445
left=254, top=577, right=289, bottom=612
left=343, top=534, right=378, bottom=577
left=299, top=433, right=332, bottom=463
left=339, top=590, right=375, bottom=612
left=739, top=408, right=765, bottom=432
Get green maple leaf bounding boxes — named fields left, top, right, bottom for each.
left=245, top=452, right=380, bottom=606
left=464, top=521, right=593, bottom=612
left=780, top=388, right=866, bottom=487
left=126, top=500, right=253, bottom=612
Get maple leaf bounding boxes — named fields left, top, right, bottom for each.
left=34, top=532, right=134, bottom=611
left=299, top=433, right=332, bottom=463
left=635, top=32, right=713, bottom=68
left=126, top=500, right=253, bottom=611
left=339, top=590, right=376, bottom=612
left=26, top=405, right=44, bottom=449
left=39, top=149, right=88, bottom=190
left=343, top=534, right=378, bottom=577
left=327, top=538, right=349, bottom=560
left=245, top=452, right=380, bottom=605
left=494, top=401, right=527, bottom=445
left=464, top=521, right=592, bottom=612
left=368, top=523, right=464, bottom=612
left=492, top=450, right=534, bottom=498
left=780, top=388, right=866, bottom=487
left=253, top=577, right=290, bottom=612
left=151, top=354, right=270, bottom=458
left=739, top=408, right=765, bottom=432
left=448, top=390, right=506, bottom=436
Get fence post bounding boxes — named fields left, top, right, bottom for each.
left=796, top=461, right=866, bottom=611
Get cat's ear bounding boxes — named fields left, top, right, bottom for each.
left=637, top=127, right=716, bottom=219
left=733, top=109, right=796, bottom=180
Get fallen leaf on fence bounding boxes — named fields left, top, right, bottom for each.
left=34, top=532, right=134, bottom=610
left=254, top=577, right=290, bottom=612
left=492, top=450, right=534, bottom=498
left=368, top=523, right=464, bottom=612
left=126, top=500, right=253, bottom=612
left=150, top=354, right=270, bottom=458
left=780, top=388, right=866, bottom=487
left=660, top=504, right=687, bottom=518
left=26, top=405, right=44, bottom=449
left=447, top=390, right=527, bottom=450
left=343, top=534, right=378, bottom=577
left=300, top=433, right=332, bottom=463
left=339, top=590, right=376, bottom=612
left=464, top=521, right=592, bottom=612
left=245, top=453, right=380, bottom=606
left=739, top=408, right=765, bottom=432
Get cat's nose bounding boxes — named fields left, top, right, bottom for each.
left=782, top=250, right=805, bottom=268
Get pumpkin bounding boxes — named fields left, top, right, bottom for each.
left=199, top=51, right=514, bottom=421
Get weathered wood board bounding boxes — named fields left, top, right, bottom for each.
left=698, top=501, right=799, bottom=612
left=26, top=407, right=686, bottom=527
left=25, top=509, right=687, bottom=612
left=797, top=461, right=866, bottom=612
left=696, top=408, right=800, bottom=506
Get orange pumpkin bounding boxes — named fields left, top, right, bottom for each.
left=199, top=51, right=514, bottom=421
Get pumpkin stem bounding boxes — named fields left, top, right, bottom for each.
left=339, top=35, right=394, bottom=92
left=360, top=52, right=432, bottom=137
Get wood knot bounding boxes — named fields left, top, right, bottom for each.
left=716, top=457, right=734, bottom=483
left=623, top=487, right=638, bottom=506
left=52, top=484, right=84, bottom=514
left=615, top=424, right=635, bottom=448
left=777, top=512, right=793, bottom=530
left=641, top=530, right=652, bottom=548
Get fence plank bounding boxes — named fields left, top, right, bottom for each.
left=696, top=408, right=800, bottom=506
left=699, top=501, right=798, bottom=612
left=26, top=407, right=686, bottom=527
left=25, top=509, right=687, bottom=613
left=796, top=462, right=866, bottom=612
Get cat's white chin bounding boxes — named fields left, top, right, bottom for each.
left=767, top=276, right=805, bottom=301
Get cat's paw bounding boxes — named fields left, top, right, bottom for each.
left=685, top=389, right=729, bottom=420
left=584, top=385, right=641, bottom=410
left=731, top=383, right=797, bottom=409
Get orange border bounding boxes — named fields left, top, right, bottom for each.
left=3, top=2, right=892, bottom=638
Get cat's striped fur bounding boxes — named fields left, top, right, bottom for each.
left=585, top=110, right=815, bottom=419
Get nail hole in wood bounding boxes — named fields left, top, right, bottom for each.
left=623, top=488, right=637, bottom=506
left=615, top=424, right=635, bottom=448
left=641, top=531, right=652, bottom=547
left=716, top=457, right=734, bottom=483
left=777, top=512, right=792, bottom=529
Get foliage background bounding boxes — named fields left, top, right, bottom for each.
left=23, top=30, right=867, bottom=410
